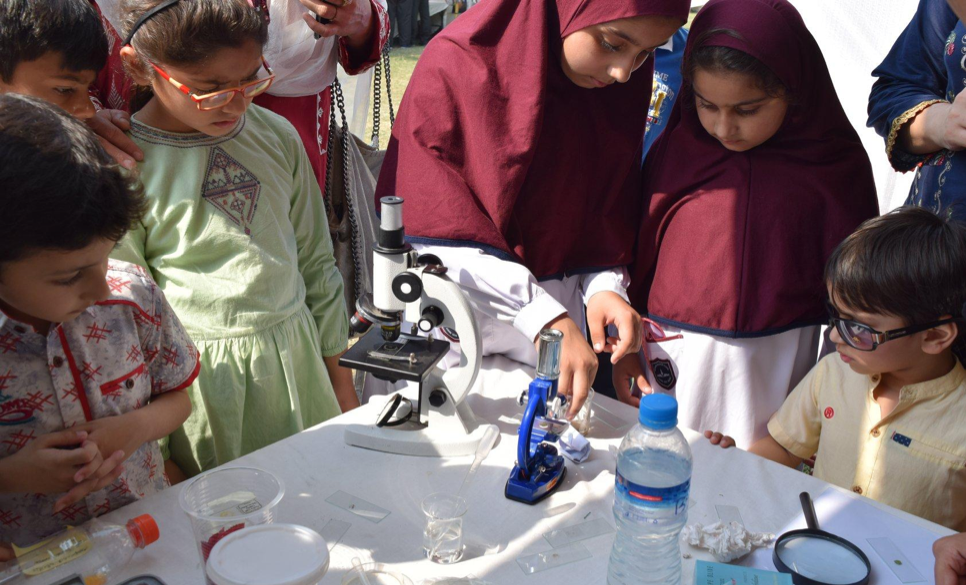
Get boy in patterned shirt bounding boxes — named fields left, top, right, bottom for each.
left=0, top=94, right=198, bottom=547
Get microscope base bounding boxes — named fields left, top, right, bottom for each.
left=345, top=393, right=499, bottom=457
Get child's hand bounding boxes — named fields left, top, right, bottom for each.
left=585, top=292, right=643, bottom=364
left=53, top=454, right=125, bottom=514
left=612, top=353, right=650, bottom=408
left=541, top=314, right=597, bottom=420
left=0, top=543, right=13, bottom=562
left=87, top=109, right=143, bottom=170
left=704, top=430, right=736, bottom=449
left=300, top=0, right=374, bottom=42
left=0, top=430, right=124, bottom=502
left=74, top=412, right=146, bottom=466
left=933, top=532, right=966, bottom=585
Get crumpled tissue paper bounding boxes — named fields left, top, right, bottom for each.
left=682, top=521, right=775, bottom=562
left=558, top=427, right=591, bottom=463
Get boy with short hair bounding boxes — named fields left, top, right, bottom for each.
left=0, top=0, right=107, bottom=119
left=707, top=207, right=966, bottom=530
left=0, top=94, right=198, bottom=546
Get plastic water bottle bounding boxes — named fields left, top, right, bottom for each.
left=0, top=514, right=159, bottom=585
left=607, top=394, right=693, bottom=585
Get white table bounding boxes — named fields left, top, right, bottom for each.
left=107, top=357, right=952, bottom=584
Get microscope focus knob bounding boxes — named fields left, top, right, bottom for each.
left=418, top=306, right=444, bottom=333
left=392, top=272, right=422, bottom=303
left=429, top=389, right=447, bottom=408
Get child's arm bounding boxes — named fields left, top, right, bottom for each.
left=324, top=353, right=361, bottom=412
left=73, top=391, right=191, bottom=468
left=285, top=126, right=352, bottom=398
left=702, top=428, right=804, bottom=468
left=581, top=272, right=642, bottom=364
left=749, top=433, right=804, bottom=469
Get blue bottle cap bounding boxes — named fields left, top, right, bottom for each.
left=638, top=393, right=678, bottom=430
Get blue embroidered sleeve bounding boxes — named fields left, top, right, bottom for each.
left=867, top=0, right=959, bottom=171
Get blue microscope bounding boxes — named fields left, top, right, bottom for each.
left=505, top=329, right=569, bottom=504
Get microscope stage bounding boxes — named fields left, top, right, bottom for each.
left=340, top=330, right=451, bottom=382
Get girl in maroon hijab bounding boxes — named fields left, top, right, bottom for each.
left=374, top=0, right=688, bottom=417
left=614, top=0, right=878, bottom=446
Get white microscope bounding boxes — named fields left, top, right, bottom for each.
left=339, top=196, right=497, bottom=457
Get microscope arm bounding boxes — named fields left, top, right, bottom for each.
left=406, top=270, right=482, bottom=405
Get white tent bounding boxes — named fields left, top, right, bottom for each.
left=785, top=1, right=919, bottom=213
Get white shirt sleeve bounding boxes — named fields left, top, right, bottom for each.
left=579, top=267, right=630, bottom=306
left=413, top=244, right=568, bottom=343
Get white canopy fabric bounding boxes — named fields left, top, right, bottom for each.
left=786, top=0, right=918, bottom=213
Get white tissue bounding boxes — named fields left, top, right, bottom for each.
left=682, top=521, right=775, bottom=562
left=558, top=427, right=592, bottom=463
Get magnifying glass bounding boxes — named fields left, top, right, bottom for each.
left=773, top=492, right=871, bottom=585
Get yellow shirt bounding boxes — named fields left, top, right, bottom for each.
left=768, top=354, right=966, bottom=530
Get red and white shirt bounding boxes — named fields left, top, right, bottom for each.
left=0, top=261, right=199, bottom=545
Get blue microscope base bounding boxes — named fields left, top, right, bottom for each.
left=504, top=464, right=567, bottom=505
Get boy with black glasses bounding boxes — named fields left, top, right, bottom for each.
left=706, top=207, right=966, bottom=530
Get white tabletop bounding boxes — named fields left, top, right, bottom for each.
left=106, top=357, right=953, bottom=585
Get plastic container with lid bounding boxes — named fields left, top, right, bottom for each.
left=180, top=466, right=284, bottom=583
left=205, top=524, right=329, bottom=585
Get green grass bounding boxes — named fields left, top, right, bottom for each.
left=365, top=46, right=425, bottom=150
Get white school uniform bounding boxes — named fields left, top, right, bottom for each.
left=362, top=244, right=629, bottom=400
left=637, top=324, right=821, bottom=449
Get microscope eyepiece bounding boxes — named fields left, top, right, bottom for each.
left=536, top=329, right=563, bottom=381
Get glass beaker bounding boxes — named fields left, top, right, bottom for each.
left=421, top=492, right=468, bottom=564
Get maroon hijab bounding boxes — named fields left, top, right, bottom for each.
left=629, top=0, right=878, bottom=337
left=375, top=0, right=690, bottom=279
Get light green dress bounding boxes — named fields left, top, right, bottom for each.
left=113, top=105, right=348, bottom=476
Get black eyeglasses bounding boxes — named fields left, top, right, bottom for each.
left=826, top=301, right=956, bottom=352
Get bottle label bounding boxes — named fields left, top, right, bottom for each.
left=615, top=470, right=690, bottom=520
left=14, top=528, right=93, bottom=576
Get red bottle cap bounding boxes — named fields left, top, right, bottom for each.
left=128, top=514, right=160, bottom=548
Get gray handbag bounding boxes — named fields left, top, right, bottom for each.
left=323, top=50, right=396, bottom=323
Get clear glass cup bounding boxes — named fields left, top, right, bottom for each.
left=421, top=492, right=467, bottom=564
left=340, top=562, right=414, bottom=585
left=179, top=466, right=284, bottom=584
left=571, top=387, right=595, bottom=436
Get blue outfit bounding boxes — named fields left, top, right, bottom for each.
left=643, top=27, right=688, bottom=159
left=868, top=0, right=964, bottom=221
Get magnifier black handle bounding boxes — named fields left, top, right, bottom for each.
left=800, top=491, right=820, bottom=531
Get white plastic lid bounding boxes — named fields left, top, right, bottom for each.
left=206, top=524, right=329, bottom=585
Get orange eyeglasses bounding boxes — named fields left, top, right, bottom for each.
left=149, top=56, right=275, bottom=111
